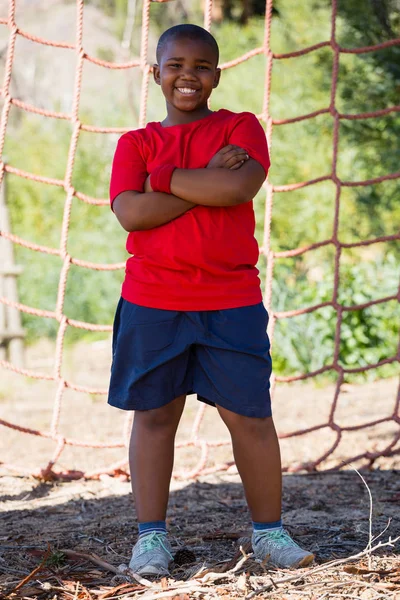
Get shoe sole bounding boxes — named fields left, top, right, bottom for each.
left=131, top=565, right=170, bottom=576
left=261, top=553, right=315, bottom=569
left=297, top=553, right=315, bottom=568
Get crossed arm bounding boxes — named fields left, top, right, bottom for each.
left=113, top=145, right=266, bottom=232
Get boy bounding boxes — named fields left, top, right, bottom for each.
left=109, top=24, right=314, bottom=576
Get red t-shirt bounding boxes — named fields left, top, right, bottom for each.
left=110, top=109, right=270, bottom=310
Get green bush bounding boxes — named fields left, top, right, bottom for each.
left=272, top=253, right=399, bottom=380
left=5, top=114, right=126, bottom=342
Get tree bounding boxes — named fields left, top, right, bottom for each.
left=312, top=0, right=400, bottom=237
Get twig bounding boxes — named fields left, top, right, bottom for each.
left=73, top=581, right=80, bottom=600
left=239, top=545, right=251, bottom=560
left=245, top=536, right=400, bottom=599
left=226, top=551, right=251, bottom=575
left=128, top=549, right=254, bottom=599
left=324, top=595, right=391, bottom=600
left=349, top=465, right=374, bottom=568
left=268, top=575, right=278, bottom=589
left=38, top=582, right=77, bottom=595
left=202, top=532, right=244, bottom=541
left=0, top=566, right=30, bottom=576
left=371, top=518, right=392, bottom=545
left=6, top=545, right=51, bottom=596
left=61, top=549, right=122, bottom=576
left=196, top=551, right=251, bottom=583
left=119, top=566, right=155, bottom=587
left=98, top=582, right=146, bottom=599
left=79, top=581, right=95, bottom=600
left=129, top=586, right=215, bottom=600
left=247, top=576, right=395, bottom=600
left=287, top=578, right=386, bottom=593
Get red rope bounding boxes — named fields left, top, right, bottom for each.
left=0, top=0, right=399, bottom=480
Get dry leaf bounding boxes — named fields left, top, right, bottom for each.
left=344, top=565, right=400, bottom=576
left=99, top=582, right=146, bottom=599
left=236, top=572, right=248, bottom=591
left=161, top=577, right=169, bottom=590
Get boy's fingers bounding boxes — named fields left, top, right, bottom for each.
left=230, top=160, right=245, bottom=170
left=222, top=148, right=248, bottom=160
left=219, top=144, right=244, bottom=155
left=224, top=152, right=249, bottom=167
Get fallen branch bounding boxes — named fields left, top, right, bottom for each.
left=194, top=549, right=252, bottom=583
left=245, top=535, right=400, bottom=599
left=61, top=549, right=121, bottom=576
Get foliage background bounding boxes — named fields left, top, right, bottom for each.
left=2, top=0, right=399, bottom=381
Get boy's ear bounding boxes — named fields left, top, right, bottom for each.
left=213, top=67, right=221, bottom=89
left=153, top=64, right=161, bottom=85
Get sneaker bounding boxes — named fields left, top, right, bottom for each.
left=252, top=528, right=314, bottom=569
left=129, top=532, right=173, bottom=576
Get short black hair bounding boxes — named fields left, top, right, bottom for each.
left=156, top=24, right=219, bottom=65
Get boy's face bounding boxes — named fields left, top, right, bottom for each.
left=153, top=37, right=221, bottom=114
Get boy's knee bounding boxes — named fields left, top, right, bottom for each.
left=238, top=414, right=273, bottom=433
left=134, top=398, right=185, bottom=432
left=218, top=406, right=275, bottom=436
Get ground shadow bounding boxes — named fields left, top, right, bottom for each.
left=0, top=470, right=399, bottom=593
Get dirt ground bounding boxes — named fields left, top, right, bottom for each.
left=0, top=470, right=399, bottom=598
left=0, top=340, right=399, bottom=598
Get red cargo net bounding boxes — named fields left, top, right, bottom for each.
left=0, top=0, right=399, bottom=480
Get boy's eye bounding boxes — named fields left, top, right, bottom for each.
left=197, top=66, right=209, bottom=70
left=170, top=63, right=181, bottom=68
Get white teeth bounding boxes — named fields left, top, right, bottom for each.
left=177, top=88, right=197, bottom=94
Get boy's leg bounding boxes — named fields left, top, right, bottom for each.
left=192, top=303, right=313, bottom=568
left=129, top=394, right=186, bottom=522
left=128, top=395, right=186, bottom=575
left=216, top=405, right=314, bottom=568
left=216, top=406, right=281, bottom=522
left=109, top=300, right=195, bottom=575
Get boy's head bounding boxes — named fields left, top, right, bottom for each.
left=153, top=24, right=221, bottom=114
left=156, top=24, right=219, bottom=65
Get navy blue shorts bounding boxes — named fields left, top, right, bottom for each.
left=108, top=298, right=272, bottom=418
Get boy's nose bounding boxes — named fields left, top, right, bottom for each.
left=181, top=66, right=197, bottom=79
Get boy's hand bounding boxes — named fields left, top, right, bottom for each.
left=145, top=146, right=249, bottom=194
left=144, top=174, right=153, bottom=193
left=207, top=145, right=249, bottom=170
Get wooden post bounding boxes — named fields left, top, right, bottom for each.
left=0, top=204, right=5, bottom=361
left=0, top=175, right=25, bottom=366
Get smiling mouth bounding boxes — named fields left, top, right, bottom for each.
left=176, top=87, right=199, bottom=95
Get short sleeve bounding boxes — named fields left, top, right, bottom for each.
left=228, top=112, right=270, bottom=176
left=109, top=132, right=148, bottom=207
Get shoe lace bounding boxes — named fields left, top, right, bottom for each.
left=140, top=532, right=173, bottom=558
left=258, top=528, right=299, bottom=549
